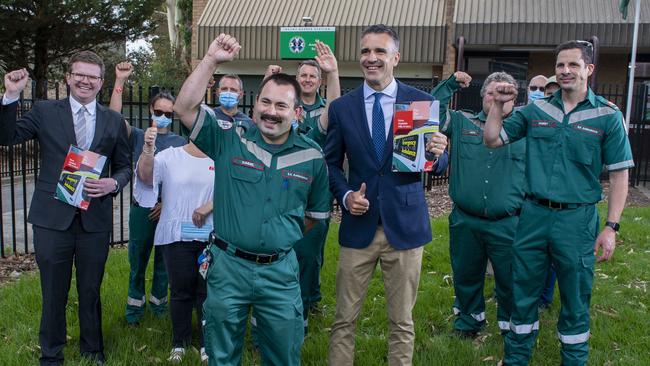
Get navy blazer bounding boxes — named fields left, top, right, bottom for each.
left=324, top=81, right=449, bottom=250
left=0, top=98, right=132, bottom=232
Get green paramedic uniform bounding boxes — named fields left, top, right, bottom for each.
left=433, top=75, right=527, bottom=335
left=126, top=129, right=186, bottom=323
left=189, top=105, right=331, bottom=366
left=499, top=89, right=634, bottom=366
left=295, top=93, right=330, bottom=322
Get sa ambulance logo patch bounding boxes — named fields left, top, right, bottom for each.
left=217, top=119, right=233, bottom=130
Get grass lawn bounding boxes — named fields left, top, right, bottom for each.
left=1, top=205, right=649, bottom=365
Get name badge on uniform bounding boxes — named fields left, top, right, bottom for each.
left=217, top=119, right=233, bottom=130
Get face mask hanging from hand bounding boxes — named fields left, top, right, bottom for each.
left=219, top=91, right=239, bottom=109
left=527, top=90, right=545, bottom=104
left=152, top=114, right=172, bottom=128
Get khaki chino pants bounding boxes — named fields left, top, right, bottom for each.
left=328, top=227, right=423, bottom=366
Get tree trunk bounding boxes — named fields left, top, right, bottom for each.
left=166, top=0, right=179, bottom=49
left=33, top=34, right=49, bottom=100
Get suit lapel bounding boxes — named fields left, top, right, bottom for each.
left=90, top=104, right=107, bottom=151
left=58, top=98, right=77, bottom=147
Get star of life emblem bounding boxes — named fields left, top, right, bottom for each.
left=289, top=37, right=306, bottom=54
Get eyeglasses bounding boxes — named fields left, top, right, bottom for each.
left=69, top=72, right=102, bottom=83
left=153, top=109, right=173, bottom=118
left=529, top=86, right=546, bottom=92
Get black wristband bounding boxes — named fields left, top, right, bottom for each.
left=605, top=221, right=620, bottom=232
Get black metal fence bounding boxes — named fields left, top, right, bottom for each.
left=2, top=79, right=647, bottom=257
left=452, top=82, right=650, bottom=186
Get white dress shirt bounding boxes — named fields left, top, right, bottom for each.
left=69, top=96, right=97, bottom=150
left=363, top=78, right=398, bottom=140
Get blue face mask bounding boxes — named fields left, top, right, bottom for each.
left=219, top=91, right=239, bottom=109
left=152, top=114, right=172, bottom=128
left=528, top=90, right=545, bottom=104
left=180, top=222, right=213, bottom=242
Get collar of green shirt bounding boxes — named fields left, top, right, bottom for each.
left=301, top=93, right=326, bottom=112
left=245, top=126, right=311, bottom=154
left=547, top=87, right=597, bottom=110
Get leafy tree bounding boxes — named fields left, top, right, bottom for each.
left=0, top=0, right=163, bottom=99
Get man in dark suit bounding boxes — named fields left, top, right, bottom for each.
left=325, top=24, right=449, bottom=366
left=1, top=51, right=131, bottom=365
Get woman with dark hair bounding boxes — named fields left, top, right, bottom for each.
left=109, top=62, right=186, bottom=325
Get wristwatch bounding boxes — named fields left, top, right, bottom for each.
left=605, top=221, right=620, bottom=232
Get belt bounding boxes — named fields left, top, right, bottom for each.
left=456, top=205, right=521, bottom=221
left=211, top=234, right=280, bottom=264
left=528, top=197, right=591, bottom=210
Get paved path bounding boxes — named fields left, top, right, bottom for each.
left=636, top=183, right=650, bottom=200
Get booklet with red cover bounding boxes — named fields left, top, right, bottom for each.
left=392, top=100, right=440, bottom=172
left=55, top=145, right=107, bottom=210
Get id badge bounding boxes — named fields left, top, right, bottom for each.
left=198, top=247, right=212, bottom=280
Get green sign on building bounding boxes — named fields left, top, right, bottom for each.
left=280, top=27, right=336, bottom=59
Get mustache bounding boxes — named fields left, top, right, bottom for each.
left=260, top=113, right=282, bottom=124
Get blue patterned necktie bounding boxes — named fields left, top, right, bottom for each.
left=372, top=92, right=385, bottom=162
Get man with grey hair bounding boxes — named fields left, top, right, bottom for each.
left=432, top=70, right=527, bottom=340
left=214, top=73, right=252, bottom=126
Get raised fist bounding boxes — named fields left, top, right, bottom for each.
left=492, top=82, right=518, bottom=104
left=115, top=62, right=133, bottom=80
left=264, top=65, right=282, bottom=79
left=205, top=33, right=241, bottom=65
left=3, top=68, right=29, bottom=99
left=453, top=71, right=472, bottom=88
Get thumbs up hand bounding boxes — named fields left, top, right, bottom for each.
left=345, top=182, right=370, bottom=216
left=143, top=119, right=157, bottom=154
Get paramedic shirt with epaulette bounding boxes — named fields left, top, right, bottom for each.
left=189, top=105, right=331, bottom=254
left=212, top=106, right=253, bottom=128
left=500, top=88, right=634, bottom=204
left=435, top=75, right=527, bottom=219
left=298, top=94, right=327, bottom=147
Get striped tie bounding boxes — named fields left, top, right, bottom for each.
left=372, top=92, right=385, bottom=162
left=75, top=106, right=88, bottom=149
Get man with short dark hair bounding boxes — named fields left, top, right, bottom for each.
left=485, top=40, right=634, bottom=366
left=325, top=24, right=449, bottom=366
left=262, top=44, right=341, bottom=330
left=174, top=33, right=330, bottom=366
left=1, top=51, right=132, bottom=365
